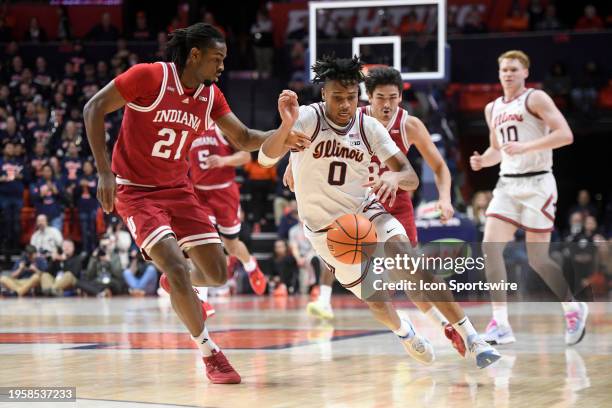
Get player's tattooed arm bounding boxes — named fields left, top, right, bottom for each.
left=83, top=81, right=127, bottom=213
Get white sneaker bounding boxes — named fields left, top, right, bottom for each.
left=398, top=312, right=435, bottom=365
left=468, top=335, right=501, bottom=369
left=565, top=302, right=589, bottom=346
left=307, top=301, right=334, bottom=320
left=482, top=319, right=516, bottom=345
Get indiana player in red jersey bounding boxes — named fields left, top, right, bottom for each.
left=290, top=67, right=465, bottom=356
left=83, top=23, right=308, bottom=384
left=189, top=124, right=267, bottom=295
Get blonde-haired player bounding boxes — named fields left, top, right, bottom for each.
left=470, top=50, right=588, bottom=345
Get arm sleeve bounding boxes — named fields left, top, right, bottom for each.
left=113, top=63, right=164, bottom=104
left=210, top=85, right=232, bottom=120
left=366, top=118, right=401, bottom=163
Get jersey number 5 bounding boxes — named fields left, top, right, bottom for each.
left=152, top=128, right=189, bottom=160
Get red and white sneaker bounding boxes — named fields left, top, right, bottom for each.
left=248, top=263, right=267, bottom=295
left=203, top=350, right=241, bottom=384
left=158, top=274, right=215, bottom=318
left=444, top=323, right=466, bottom=357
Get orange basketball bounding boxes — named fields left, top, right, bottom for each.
left=326, top=214, right=378, bottom=264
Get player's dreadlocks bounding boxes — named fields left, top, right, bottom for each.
left=166, top=23, right=225, bottom=73
left=312, top=55, right=364, bottom=86
left=364, top=67, right=403, bottom=95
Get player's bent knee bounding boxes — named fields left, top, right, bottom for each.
left=366, top=301, right=388, bottom=313
left=165, top=264, right=192, bottom=292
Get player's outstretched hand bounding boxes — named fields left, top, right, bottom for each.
left=470, top=151, right=483, bottom=171
left=97, top=171, right=116, bottom=214
left=436, top=200, right=454, bottom=224
left=278, top=89, right=299, bottom=125
left=363, top=172, right=399, bottom=207
left=285, top=130, right=310, bottom=151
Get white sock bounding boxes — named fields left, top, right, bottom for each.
left=425, top=306, right=448, bottom=328
left=318, top=285, right=332, bottom=306
left=453, top=316, right=478, bottom=344
left=561, top=301, right=580, bottom=314
left=492, top=303, right=509, bottom=326
left=243, top=256, right=257, bottom=273
left=393, top=313, right=415, bottom=339
left=195, top=286, right=208, bottom=302
left=191, top=326, right=219, bottom=357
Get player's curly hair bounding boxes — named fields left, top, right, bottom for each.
left=166, top=23, right=225, bottom=73
left=312, top=55, right=364, bottom=86
left=364, top=67, right=403, bottom=95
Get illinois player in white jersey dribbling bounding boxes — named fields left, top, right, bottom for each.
left=470, top=50, right=588, bottom=346
left=260, top=56, right=500, bottom=369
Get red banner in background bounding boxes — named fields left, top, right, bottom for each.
left=270, top=0, right=509, bottom=47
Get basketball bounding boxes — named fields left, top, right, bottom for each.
left=326, top=214, right=378, bottom=264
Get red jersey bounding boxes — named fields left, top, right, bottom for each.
left=111, top=62, right=231, bottom=188
left=189, top=125, right=237, bottom=189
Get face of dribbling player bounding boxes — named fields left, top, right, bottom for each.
left=367, top=84, right=401, bottom=124
left=321, top=80, right=359, bottom=126
left=188, top=41, right=227, bottom=87
left=498, top=58, right=528, bottom=93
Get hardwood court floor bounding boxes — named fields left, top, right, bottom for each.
left=0, top=295, right=610, bottom=408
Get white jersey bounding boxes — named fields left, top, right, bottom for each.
left=490, top=88, right=552, bottom=174
left=291, top=102, right=400, bottom=231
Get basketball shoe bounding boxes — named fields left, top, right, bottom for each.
left=482, top=319, right=516, bottom=345
left=398, top=311, right=435, bottom=365
left=467, top=334, right=502, bottom=368
left=306, top=300, right=334, bottom=320
left=158, top=274, right=215, bottom=318
left=565, top=302, right=589, bottom=346
left=203, top=350, right=241, bottom=384
left=445, top=324, right=466, bottom=357
left=248, top=263, right=267, bottom=295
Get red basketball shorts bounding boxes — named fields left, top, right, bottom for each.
left=194, top=183, right=241, bottom=238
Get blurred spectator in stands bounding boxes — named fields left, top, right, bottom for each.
left=244, top=152, right=276, bottom=230
left=96, top=60, right=110, bottom=85
left=29, top=108, right=52, bottom=148
left=62, top=142, right=82, bottom=182
left=30, top=164, right=65, bottom=231
left=251, top=7, right=274, bottom=78
left=30, top=213, right=63, bottom=256
left=269, top=239, right=299, bottom=295
left=466, top=190, right=491, bottom=241
left=153, top=31, right=168, bottom=60
left=277, top=199, right=299, bottom=240
left=33, top=57, right=53, bottom=97
left=114, top=38, right=131, bottom=65
left=0, top=141, right=24, bottom=251
left=78, top=234, right=125, bottom=297
left=81, top=63, right=100, bottom=101
left=535, top=4, right=563, bottom=31
left=107, top=219, right=132, bottom=268
left=76, top=160, right=98, bottom=254
left=543, top=62, right=571, bottom=105
left=131, top=11, right=152, bottom=41
left=575, top=4, right=604, bottom=31
left=24, top=17, right=47, bottom=43
left=273, top=154, right=294, bottom=226
left=87, top=12, right=120, bottom=42
left=462, top=7, right=488, bottom=34
left=56, top=6, right=71, bottom=41
left=289, top=219, right=318, bottom=294
left=0, top=116, right=22, bottom=145
left=287, top=15, right=308, bottom=42
left=55, top=120, right=83, bottom=158
left=8, top=55, right=24, bottom=89
left=571, top=61, right=605, bottom=115
left=123, top=251, right=158, bottom=296
left=0, top=16, right=12, bottom=42
left=564, top=211, right=585, bottom=242
left=447, top=6, right=461, bottom=35
left=27, top=141, right=49, bottom=182
left=527, top=0, right=545, bottom=30
left=569, top=189, right=598, bottom=219
left=397, top=12, right=425, bottom=36
left=501, top=5, right=529, bottom=32
left=41, top=239, right=81, bottom=296
left=0, top=245, right=46, bottom=296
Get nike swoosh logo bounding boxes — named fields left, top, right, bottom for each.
left=386, top=228, right=396, bottom=234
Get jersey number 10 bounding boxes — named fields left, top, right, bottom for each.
left=500, top=125, right=519, bottom=144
